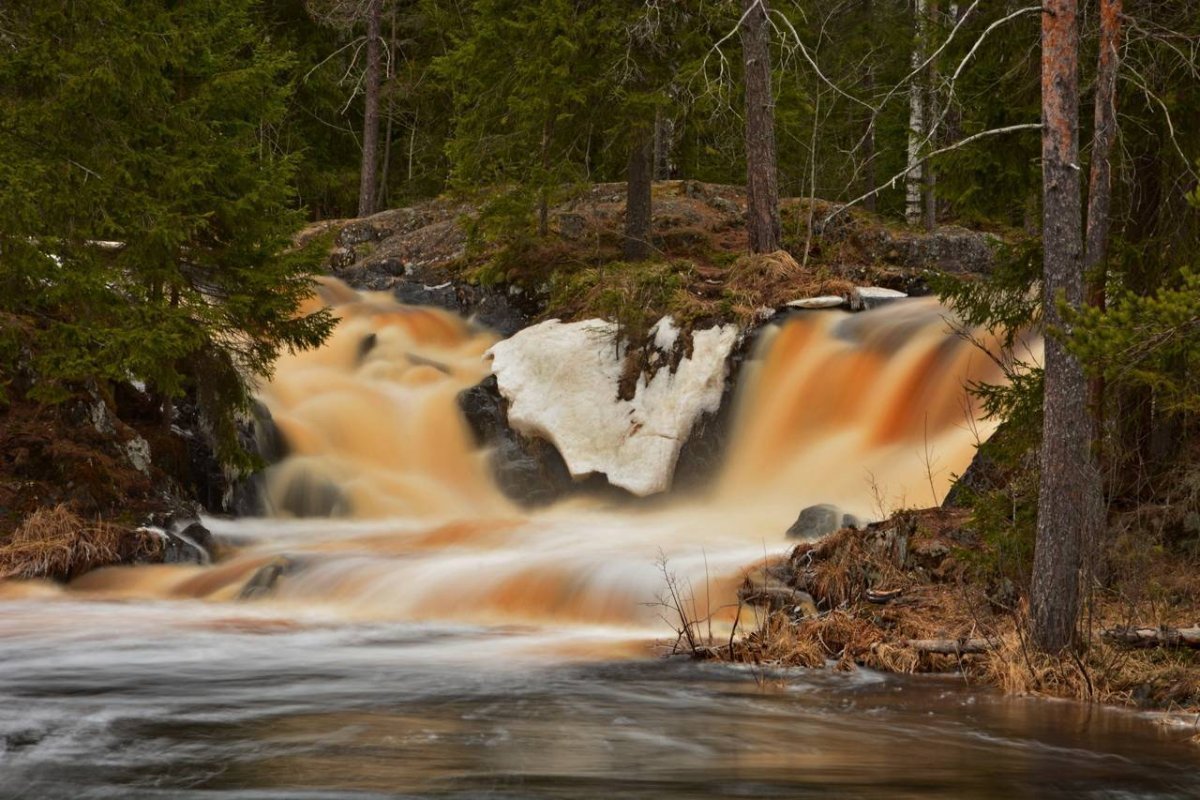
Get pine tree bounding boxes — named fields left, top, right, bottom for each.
left=0, top=0, right=332, bottom=465
left=1029, top=0, right=1103, bottom=653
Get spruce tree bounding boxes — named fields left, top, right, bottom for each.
left=0, top=0, right=332, bottom=465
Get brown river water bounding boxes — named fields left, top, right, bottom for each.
left=1, top=282, right=1195, bottom=798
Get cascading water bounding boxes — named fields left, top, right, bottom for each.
left=718, top=297, right=1016, bottom=523
left=3, top=280, right=1195, bottom=800
left=61, top=282, right=1011, bottom=642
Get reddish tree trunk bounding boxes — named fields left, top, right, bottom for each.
left=740, top=0, right=780, bottom=253
left=356, top=0, right=383, bottom=218
left=1030, top=0, right=1102, bottom=654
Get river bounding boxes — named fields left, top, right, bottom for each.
left=1, top=282, right=1195, bottom=797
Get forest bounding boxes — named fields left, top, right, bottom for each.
left=1, top=1, right=1199, bottom=785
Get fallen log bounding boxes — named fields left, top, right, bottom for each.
left=906, top=638, right=995, bottom=655
left=1100, top=627, right=1200, bottom=650
left=866, top=588, right=903, bottom=604
left=738, top=584, right=818, bottom=615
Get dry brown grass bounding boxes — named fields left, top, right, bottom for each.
left=0, top=504, right=162, bottom=581
left=725, top=250, right=856, bottom=314
left=732, top=611, right=826, bottom=668
left=717, top=506, right=1200, bottom=716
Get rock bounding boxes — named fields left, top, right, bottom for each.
left=786, top=504, right=844, bottom=539
left=457, top=375, right=576, bottom=506
left=842, top=513, right=863, bottom=530
left=942, top=444, right=1000, bottom=508
left=786, top=295, right=847, bottom=310
left=273, top=469, right=350, bottom=518
left=672, top=324, right=756, bottom=491
left=88, top=397, right=117, bottom=437
left=707, top=195, right=740, bottom=215
left=158, top=520, right=216, bottom=564
left=239, top=556, right=298, bottom=599
left=556, top=212, right=587, bottom=239
left=488, top=316, right=739, bottom=496
left=853, top=224, right=997, bottom=274
left=336, top=221, right=380, bottom=248
left=851, top=286, right=908, bottom=311
left=123, top=435, right=152, bottom=476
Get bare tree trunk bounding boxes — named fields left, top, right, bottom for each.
left=653, top=106, right=675, bottom=181
left=356, top=0, right=383, bottom=218
left=624, top=124, right=654, bottom=261
left=905, top=0, right=927, bottom=225
left=538, top=117, right=552, bottom=237
left=740, top=0, right=780, bottom=253
left=923, top=0, right=939, bottom=231
left=1030, top=0, right=1102, bottom=654
left=407, top=116, right=417, bottom=183
left=863, top=75, right=877, bottom=214
left=375, top=9, right=397, bottom=211
left=1084, top=0, right=1122, bottom=441
left=862, top=0, right=877, bottom=214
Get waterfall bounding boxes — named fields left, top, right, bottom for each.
left=62, top=281, right=1026, bottom=651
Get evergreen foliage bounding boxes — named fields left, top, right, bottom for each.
left=0, top=0, right=333, bottom=465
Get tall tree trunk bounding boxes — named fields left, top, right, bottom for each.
left=1084, top=0, right=1122, bottom=442
left=375, top=9, right=398, bottom=211
left=653, top=106, right=675, bottom=181
left=905, top=0, right=927, bottom=225
left=356, top=0, right=383, bottom=218
left=923, top=0, right=939, bottom=231
left=1030, top=0, right=1102, bottom=654
left=862, top=0, right=877, bottom=213
left=740, top=0, right=780, bottom=253
left=624, top=124, right=654, bottom=261
left=538, top=117, right=553, bottom=237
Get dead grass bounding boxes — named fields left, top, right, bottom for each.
left=0, top=504, right=162, bottom=581
left=715, top=507, right=1200, bottom=716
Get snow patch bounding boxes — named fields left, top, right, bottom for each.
left=851, top=286, right=908, bottom=310
left=488, top=317, right=738, bottom=496
left=651, top=316, right=680, bottom=351
left=786, top=295, right=847, bottom=310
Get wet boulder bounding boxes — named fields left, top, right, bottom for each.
left=786, top=504, right=862, bottom=539
left=458, top=375, right=576, bottom=507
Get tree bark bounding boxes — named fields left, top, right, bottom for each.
left=923, top=0, right=939, bottom=232
left=375, top=8, right=398, bottom=211
left=862, top=0, right=877, bottom=213
left=624, top=124, right=654, bottom=261
left=356, top=0, right=383, bottom=218
left=905, top=0, right=927, bottom=225
left=740, top=0, right=780, bottom=253
left=539, top=117, right=553, bottom=237
left=1030, top=0, right=1102, bottom=654
left=1083, top=0, right=1121, bottom=441
left=653, top=106, right=675, bottom=181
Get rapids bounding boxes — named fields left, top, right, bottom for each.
left=1, top=281, right=1195, bottom=798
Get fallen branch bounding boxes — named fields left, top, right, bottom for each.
left=907, top=637, right=996, bottom=654
left=1101, top=627, right=1200, bottom=650
left=866, top=588, right=903, bottom=604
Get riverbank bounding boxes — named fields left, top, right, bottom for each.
left=696, top=505, right=1200, bottom=731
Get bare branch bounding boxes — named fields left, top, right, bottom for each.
left=825, top=123, right=1042, bottom=222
